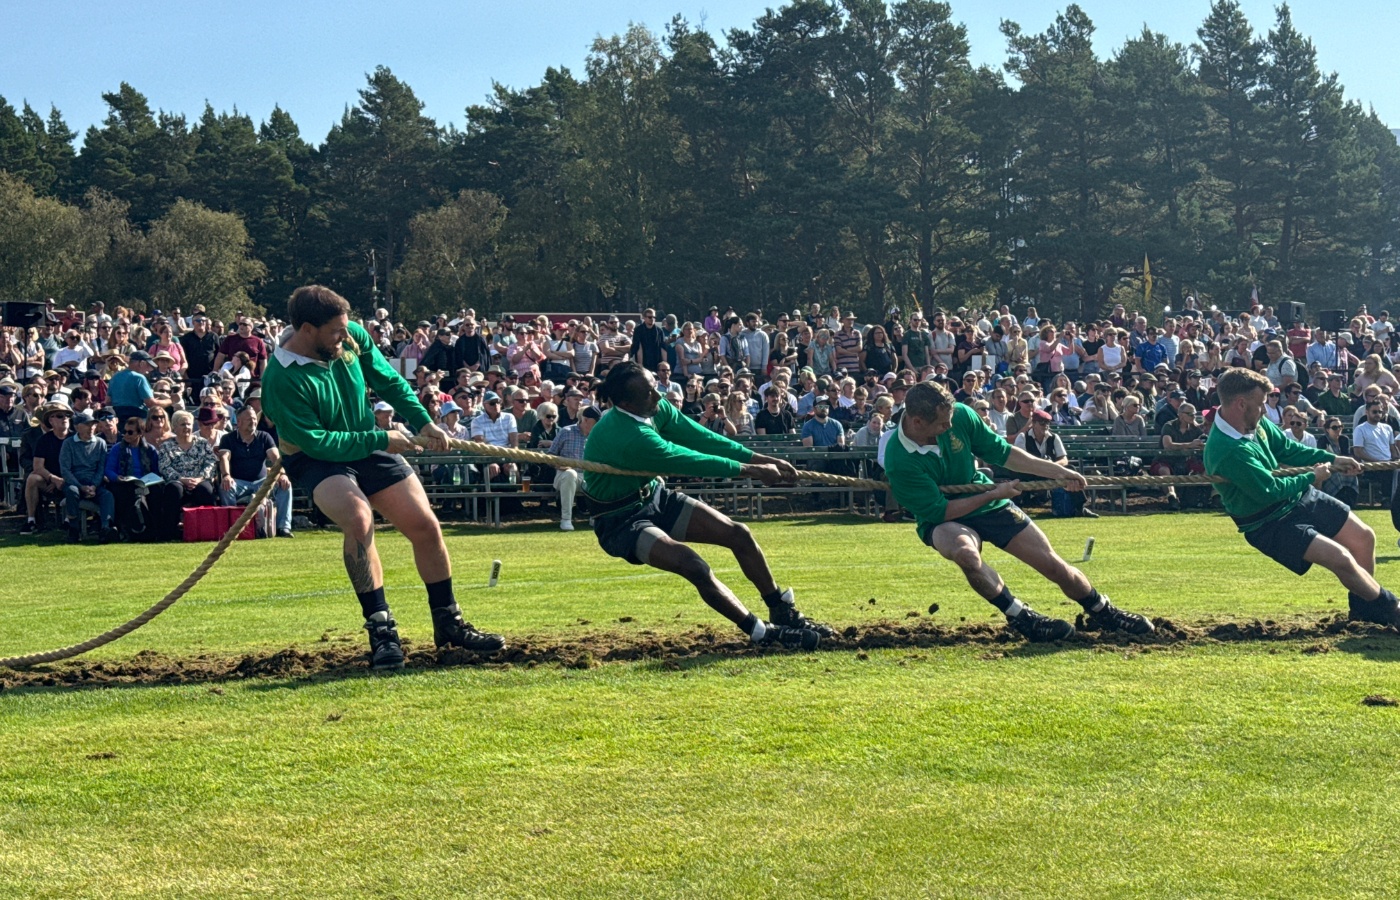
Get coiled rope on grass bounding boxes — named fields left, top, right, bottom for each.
left=5, top=440, right=1399, bottom=669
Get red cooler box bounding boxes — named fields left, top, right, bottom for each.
left=182, top=505, right=257, bottom=542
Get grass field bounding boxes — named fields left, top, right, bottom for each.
left=4, top=510, right=1400, bottom=898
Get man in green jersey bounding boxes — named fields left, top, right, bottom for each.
left=584, top=362, right=830, bottom=649
left=1203, top=368, right=1400, bottom=625
left=884, top=382, right=1152, bottom=642
left=262, top=286, right=505, bottom=669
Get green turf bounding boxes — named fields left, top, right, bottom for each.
left=4, top=511, right=1400, bottom=898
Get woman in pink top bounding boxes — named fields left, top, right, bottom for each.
left=151, top=322, right=186, bottom=371
left=1035, top=323, right=1067, bottom=388
left=508, top=326, right=546, bottom=380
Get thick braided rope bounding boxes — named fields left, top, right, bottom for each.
left=8, top=444, right=1397, bottom=670
left=422, top=436, right=1400, bottom=495
left=0, top=461, right=283, bottom=669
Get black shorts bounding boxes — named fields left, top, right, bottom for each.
left=593, top=484, right=701, bottom=566
left=281, top=450, right=415, bottom=501
left=922, top=503, right=1033, bottom=551
left=1243, top=487, right=1350, bottom=575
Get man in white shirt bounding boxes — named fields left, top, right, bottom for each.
left=1352, top=399, right=1400, bottom=541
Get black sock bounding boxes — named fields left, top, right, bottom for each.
left=1349, top=588, right=1385, bottom=605
left=1076, top=588, right=1103, bottom=612
left=988, top=586, right=1016, bottom=613
left=762, top=588, right=787, bottom=608
left=425, top=578, right=456, bottom=611
left=740, top=612, right=764, bottom=639
left=357, top=587, right=389, bottom=619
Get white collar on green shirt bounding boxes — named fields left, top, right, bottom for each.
left=273, top=344, right=326, bottom=368
left=614, top=407, right=653, bottom=426
left=1213, top=415, right=1253, bottom=441
left=896, top=418, right=940, bottom=456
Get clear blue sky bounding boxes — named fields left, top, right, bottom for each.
left=3, top=0, right=1395, bottom=142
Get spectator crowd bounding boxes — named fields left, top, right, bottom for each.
left=2, top=293, right=1396, bottom=537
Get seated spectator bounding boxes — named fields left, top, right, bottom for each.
left=722, top=392, right=754, bottom=436
left=196, top=405, right=229, bottom=444
left=1352, top=399, right=1400, bottom=531
left=469, top=390, right=518, bottom=482
left=60, top=410, right=115, bottom=542
left=1112, top=396, right=1147, bottom=437
left=217, top=406, right=293, bottom=538
left=694, top=392, right=733, bottom=436
left=973, top=399, right=994, bottom=430
left=753, top=386, right=796, bottom=435
left=1281, top=406, right=1317, bottom=448
left=105, top=415, right=175, bottom=541
left=1014, top=409, right=1095, bottom=517
left=1318, top=416, right=1360, bottom=506
left=801, top=401, right=845, bottom=448
left=20, top=402, right=72, bottom=535
left=158, top=410, right=220, bottom=511
left=1280, top=382, right=1322, bottom=424
left=985, top=389, right=1010, bottom=435
left=1153, top=401, right=1207, bottom=509
left=1079, top=383, right=1117, bottom=426
left=549, top=405, right=599, bottom=531
left=851, top=413, right=884, bottom=447
left=1045, top=387, right=1078, bottom=426
left=438, top=400, right=470, bottom=440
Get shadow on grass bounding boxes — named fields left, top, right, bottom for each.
left=1334, top=636, right=1400, bottom=661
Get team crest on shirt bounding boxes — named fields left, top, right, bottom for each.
left=947, top=435, right=964, bottom=453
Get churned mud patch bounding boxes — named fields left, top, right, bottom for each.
left=0, top=614, right=1394, bottom=691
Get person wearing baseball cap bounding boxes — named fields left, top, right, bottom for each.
left=106, top=350, right=168, bottom=424
left=260, top=285, right=505, bottom=669
left=58, top=409, right=116, bottom=542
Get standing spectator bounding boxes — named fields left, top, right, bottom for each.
left=737, top=314, right=770, bottom=373
left=901, top=314, right=934, bottom=372
left=833, top=314, right=863, bottom=373
left=60, top=411, right=115, bottom=542
left=213, top=317, right=268, bottom=378
left=217, top=406, right=293, bottom=538
left=571, top=323, right=599, bottom=377
left=158, top=410, right=221, bottom=510
left=179, top=314, right=219, bottom=388
left=860, top=325, right=897, bottom=378
left=632, top=308, right=667, bottom=372
left=454, top=318, right=491, bottom=373
left=597, top=316, right=632, bottom=371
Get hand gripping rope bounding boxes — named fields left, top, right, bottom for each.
left=3, top=445, right=1399, bottom=669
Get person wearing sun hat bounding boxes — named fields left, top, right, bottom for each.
left=20, top=401, right=74, bottom=535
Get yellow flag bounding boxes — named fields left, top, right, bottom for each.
left=1143, top=254, right=1153, bottom=307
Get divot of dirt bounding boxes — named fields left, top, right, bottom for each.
left=1362, top=694, right=1399, bottom=707
left=85, top=751, right=117, bottom=760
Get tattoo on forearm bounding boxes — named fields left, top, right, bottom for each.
left=344, top=540, right=375, bottom=593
